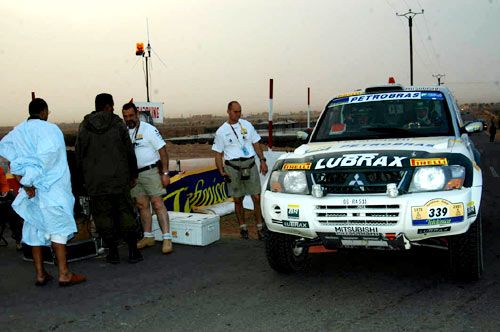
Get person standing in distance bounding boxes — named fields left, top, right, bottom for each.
left=0, top=98, right=86, bottom=286
left=76, top=93, right=142, bottom=264
left=212, top=101, right=268, bottom=239
left=122, top=102, right=173, bottom=254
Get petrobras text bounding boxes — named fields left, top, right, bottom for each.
left=348, top=92, right=421, bottom=103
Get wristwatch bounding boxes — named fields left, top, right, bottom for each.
left=260, top=157, right=267, bottom=162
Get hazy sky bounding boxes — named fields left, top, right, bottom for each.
left=1, top=0, right=499, bottom=125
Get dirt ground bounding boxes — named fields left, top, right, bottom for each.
left=166, top=141, right=293, bottom=160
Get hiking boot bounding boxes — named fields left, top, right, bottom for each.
left=162, top=239, right=173, bottom=254
left=240, top=228, right=249, bottom=239
left=106, top=246, right=120, bottom=264
left=137, top=237, right=155, bottom=249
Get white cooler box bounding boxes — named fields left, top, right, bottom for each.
left=152, top=211, right=220, bottom=246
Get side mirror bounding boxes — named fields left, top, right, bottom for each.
left=462, top=121, right=484, bottom=134
left=296, top=128, right=312, bottom=141
left=296, top=131, right=308, bottom=140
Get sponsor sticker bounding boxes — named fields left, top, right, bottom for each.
left=287, top=204, right=300, bottom=219
left=348, top=92, right=421, bottom=103
left=282, top=162, right=312, bottom=170
left=410, top=158, right=448, bottom=166
left=333, top=226, right=379, bottom=236
left=417, top=226, right=451, bottom=234
left=314, top=153, right=407, bottom=169
left=467, top=201, right=476, bottom=218
left=282, top=220, right=309, bottom=228
left=411, top=199, right=464, bottom=225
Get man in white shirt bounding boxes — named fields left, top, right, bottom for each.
left=122, top=103, right=173, bottom=254
left=212, top=101, right=268, bottom=239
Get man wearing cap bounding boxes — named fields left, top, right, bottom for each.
left=122, top=102, right=173, bottom=254
left=212, top=101, right=268, bottom=239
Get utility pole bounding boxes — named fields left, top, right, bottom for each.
left=268, top=79, right=273, bottom=150
left=307, top=87, right=311, bottom=129
left=432, top=74, right=445, bottom=86
left=145, top=41, right=151, bottom=102
left=397, top=9, right=424, bottom=86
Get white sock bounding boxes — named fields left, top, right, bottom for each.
left=239, top=224, right=248, bottom=230
left=257, top=223, right=263, bottom=230
left=143, top=232, right=154, bottom=238
left=162, top=233, right=173, bottom=240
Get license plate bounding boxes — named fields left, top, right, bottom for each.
left=412, top=199, right=464, bottom=225
left=282, top=221, right=309, bottom=228
left=341, top=198, right=368, bottom=205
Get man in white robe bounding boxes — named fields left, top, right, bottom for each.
left=0, top=98, right=86, bottom=287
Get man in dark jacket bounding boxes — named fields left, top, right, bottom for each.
left=76, top=93, right=142, bottom=264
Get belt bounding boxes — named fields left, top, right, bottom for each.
left=228, top=156, right=255, bottom=162
left=225, top=160, right=256, bottom=170
left=137, top=163, right=157, bottom=173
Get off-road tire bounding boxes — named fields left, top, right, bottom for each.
left=264, top=229, right=310, bottom=273
left=449, top=211, right=484, bottom=281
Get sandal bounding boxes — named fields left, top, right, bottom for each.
left=35, top=273, right=54, bottom=286
left=58, top=273, right=87, bottom=287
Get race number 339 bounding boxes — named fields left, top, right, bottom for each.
left=411, top=199, right=464, bottom=225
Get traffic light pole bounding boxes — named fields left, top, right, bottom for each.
left=397, top=9, right=424, bottom=86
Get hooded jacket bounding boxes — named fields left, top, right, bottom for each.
left=76, top=111, right=138, bottom=195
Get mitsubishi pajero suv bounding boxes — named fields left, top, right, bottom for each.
left=262, top=84, right=484, bottom=281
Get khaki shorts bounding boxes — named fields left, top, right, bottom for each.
left=225, top=158, right=261, bottom=198
left=131, top=168, right=166, bottom=198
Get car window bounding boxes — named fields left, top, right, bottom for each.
left=311, top=91, right=454, bottom=142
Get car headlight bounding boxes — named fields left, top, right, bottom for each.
left=269, top=170, right=309, bottom=194
left=409, top=165, right=465, bottom=192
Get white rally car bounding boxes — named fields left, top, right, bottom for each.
left=262, top=84, right=484, bottom=281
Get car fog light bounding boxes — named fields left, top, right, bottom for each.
left=311, top=184, right=324, bottom=198
left=386, top=183, right=399, bottom=198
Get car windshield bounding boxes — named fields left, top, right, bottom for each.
left=311, top=91, right=454, bottom=142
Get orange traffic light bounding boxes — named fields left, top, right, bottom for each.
left=136, top=42, right=144, bottom=56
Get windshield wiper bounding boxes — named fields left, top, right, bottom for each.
left=366, top=127, right=430, bottom=137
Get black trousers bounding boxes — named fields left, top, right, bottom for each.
left=90, top=192, right=138, bottom=243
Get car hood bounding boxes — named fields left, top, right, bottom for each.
left=293, top=136, right=461, bottom=157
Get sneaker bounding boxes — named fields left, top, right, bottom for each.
left=240, top=228, right=249, bottom=239
left=162, top=239, right=173, bottom=254
left=137, top=237, right=155, bottom=249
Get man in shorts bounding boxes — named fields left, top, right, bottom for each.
left=122, top=102, right=173, bottom=254
left=212, top=101, right=268, bottom=239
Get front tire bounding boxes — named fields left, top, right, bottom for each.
left=449, top=212, right=484, bottom=281
left=264, top=229, right=310, bottom=273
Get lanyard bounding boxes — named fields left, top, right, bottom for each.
left=229, top=122, right=243, bottom=147
left=132, top=121, right=141, bottom=146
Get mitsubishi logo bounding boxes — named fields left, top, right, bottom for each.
left=348, top=173, right=365, bottom=191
